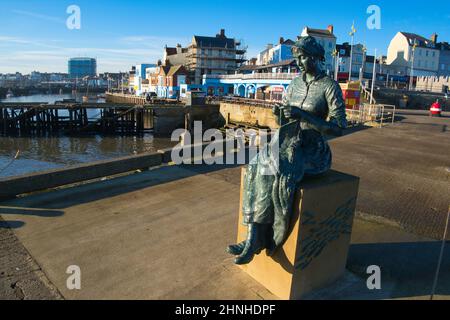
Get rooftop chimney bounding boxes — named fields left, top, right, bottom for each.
left=327, top=25, right=334, bottom=34
left=217, top=29, right=226, bottom=38
left=279, top=37, right=285, bottom=44
left=176, top=43, right=182, bottom=54
left=431, top=33, right=438, bottom=44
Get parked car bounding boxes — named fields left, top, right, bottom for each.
left=146, top=92, right=157, bottom=102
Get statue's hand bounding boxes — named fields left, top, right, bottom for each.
left=283, top=105, right=303, bottom=120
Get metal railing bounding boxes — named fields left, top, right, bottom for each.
left=213, top=96, right=397, bottom=127
left=361, top=85, right=377, bottom=104
left=203, top=73, right=298, bottom=81
left=206, top=95, right=278, bottom=108
left=346, top=104, right=396, bottom=127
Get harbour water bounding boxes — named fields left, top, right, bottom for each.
left=0, top=93, right=176, bottom=178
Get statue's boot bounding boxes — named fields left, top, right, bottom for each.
left=227, top=241, right=247, bottom=256
left=234, top=223, right=269, bottom=265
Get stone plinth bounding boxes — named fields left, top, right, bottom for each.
left=236, top=169, right=360, bottom=300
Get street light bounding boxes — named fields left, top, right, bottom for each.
left=348, top=21, right=357, bottom=82
left=332, top=49, right=340, bottom=81
left=370, top=49, right=377, bottom=105
left=409, top=39, right=417, bottom=91
left=361, top=45, right=367, bottom=84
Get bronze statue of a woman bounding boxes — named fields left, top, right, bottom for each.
left=227, top=36, right=348, bottom=265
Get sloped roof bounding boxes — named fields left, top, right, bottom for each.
left=400, top=32, right=437, bottom=49
left=167, top=65, right=186, bottom=76
left=165, top=47, right=178, bottom=55
left=437, top=42, right=450, bottom=51
left=157, top=66, right=171, bottom=76
left=304, top=27, right=336, bottom=39
left=193, top=36, right=235, bottom=49
left=283, top=39, right=295, bottom=45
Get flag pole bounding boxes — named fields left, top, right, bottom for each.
left=335, top=52, right=340, bottom=81
left=370, top=49, right=377, bottom=105
left=348, top=21, right=355, bottom=82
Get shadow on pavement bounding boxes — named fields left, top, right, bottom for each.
left=0, top=207, right=64, bottom=217
left=347, top=241, right=450, bottom=299
left=1, top=163, right=243, bottom=210
left=0, top=220, right=25, bottom=229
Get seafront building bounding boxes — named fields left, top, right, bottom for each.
left=301, top=25, right=337, bottom=74
left=135, top=29, right=247, bottom=98
left=386, top=32, right=441, bottom=77
left=128, top=26, right=450, bottom=99
left=164, top=29, right=247, bottom=84
left=146, top=64, right=189, bottom=99
left=335, top=42, right=367, bottom=81
left=256, top=38, right=296, bottom=66
left=201, top=36, right=299, bottom=100
left=437, top=41, right=450, bottom=77
left=202, top=73, right=295, bottom=100
left=128, top=63, right=156, bottom=95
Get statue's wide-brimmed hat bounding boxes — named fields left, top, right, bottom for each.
left=292, top=36, right=325, bottom=61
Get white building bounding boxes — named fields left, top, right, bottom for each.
left=301, top=25, right=337, bottom=74
left=336, top=43, right=367, bottom=80
left=386, top=32, right=440, bottom=77
left=129, top=63, right=156, bottom=95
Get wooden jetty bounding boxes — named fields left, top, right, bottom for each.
left=0, top=102, right=164, bottom=136
left=0, top=96, right=222, bottom=136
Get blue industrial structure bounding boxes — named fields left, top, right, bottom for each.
left=68, top=57, right=97, bottom=79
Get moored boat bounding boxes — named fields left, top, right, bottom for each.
left=6, top=89, right=14, bottom=98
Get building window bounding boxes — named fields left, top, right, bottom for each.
left=426, top=50, right=429, bottom=57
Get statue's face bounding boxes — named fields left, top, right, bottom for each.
left=296, top=52, right=316, bottom=74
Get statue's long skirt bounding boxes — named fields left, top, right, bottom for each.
left=242, top=121, right=332, bottom=253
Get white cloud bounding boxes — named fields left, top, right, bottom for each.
left=0, top=35, right=184, bottom=73
left=12, top=9, right=65, bottom=24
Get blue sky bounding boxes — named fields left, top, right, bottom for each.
left=0, top=0, right=449, bottom=73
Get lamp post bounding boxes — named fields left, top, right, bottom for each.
left=409, top=39, right=417, bottom=91
left=370, top=49, right=377, bottom=105
left=348, top=21, right=356, bottom=82
left=361, top=45, right=367, bottom=85
left=332, top=49, right=339, bottom=81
